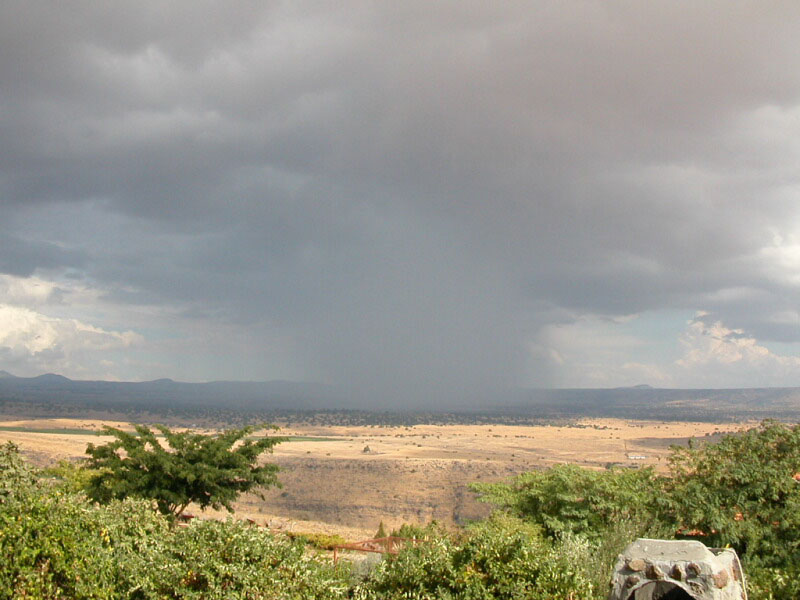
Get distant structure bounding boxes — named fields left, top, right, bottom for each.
left=624, top=442, right=647, bottom=461
left=608, top=538, right=746, bottom=600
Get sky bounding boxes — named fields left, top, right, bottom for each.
left=2, top=2, right=800, bottom=402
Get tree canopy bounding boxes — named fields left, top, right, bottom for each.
left=85, top=424, right=284, bottom=518
left=472, top=420, right=800, bottom=574
left=471, top=463, right=666, bottom=541
left=666, top=420, right=800, bottom=566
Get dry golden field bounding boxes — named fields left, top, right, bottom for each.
left=0, top=416, right=752, bottom=540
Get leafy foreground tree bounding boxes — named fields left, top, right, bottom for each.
left=666, top=420, right=800, bottom=598
left=0, top=441, right=37, bottom=500
left=0, top=444, right=609, bottom=600
left=354, top=515, right=597, bottom=600
left=470, top=462, right=669, bottom=542
left=471, top=421, right=800, bottom=600
left=667, top=420, right=800, bottom=562
left=85, top=423, right=284, bottom=519
left=1, top=444, right=351, bottom=599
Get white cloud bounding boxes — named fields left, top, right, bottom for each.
left=0, top=304, right=142, bottom=378
left=674, top=313, right=800, bottom=387
left=0, top=274, right=59, bottom=305
left=677, top=318, right=771, bottom=367
left=759, top=236, right=800, bottom=286
left=535, top=311, right=800, bottom=389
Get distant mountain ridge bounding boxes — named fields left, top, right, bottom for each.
left=0, top=371, right=347, bottom=412
left=2, top=371, right=800, bottom=421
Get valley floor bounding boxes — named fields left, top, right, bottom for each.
left=0, top=415, right=752, bottom=539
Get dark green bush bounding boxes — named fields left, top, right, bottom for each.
left=666, top=420, right=800, bottom=567
left=0, top=441, right=36, bottom=499
left=746, top=564, right=800, bottom=600
left=471, top=463, right=666, bottom=541
left=357, top=514, right=595, bottom=600
left=389, top=521, right=447, bottom=541
left=0, top=444, right=351, bottom=599
left=287, top=531, right=348, bottom=551
left=470, top=421, right=800, bottom=600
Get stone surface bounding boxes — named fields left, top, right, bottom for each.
left=608, top=539, right=747, bottom=600
left=622, top=539, right=713, bottom=562
left=646, top=564, right=665, bottom=580
left=713, top=570, right=730, bottom=589
left=627, top=558, right=646, bottom=572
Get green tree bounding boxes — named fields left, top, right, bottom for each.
left=85, top=424, right=284, bottom=519
left=375, top=520, right=387, bottom=539
left=666, top=420, right=800, bottom=566
left=0, top=441, right=36, bottom=501
left=359, top=514, right=596, bottom=600
left=1, top=445, right=352, bottom=599
left=43, top=459, right=103, bottom=493
left=471, top=463, right=667, bottom=541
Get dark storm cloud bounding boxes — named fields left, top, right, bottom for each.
left=2, top=1, right=800, bottom=393
left=0, top=235, right=85, bottom=277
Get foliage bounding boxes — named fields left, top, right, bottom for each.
left=43, top=458, right=103, bottom=493
left=375, top=520, right=387, bottom=539
left=389, top=519, right=448, bottom=541
left=357, top=513, right=596, bottom=600
left=746, top=563, right=800, bottom=600
left=85, top=423, right=284, bottom=518
left=576, top=514, right=674, bottom=596
left=471, top=463, right=666, bottom=541
left=8, top=422, right=800, bottom=599
left=0, top=444, right=352, bottom=599
left=0, top=445, right=137, bottom=598
left=147, top=519, right=352, bottom=599
left=666, top=420, right=800, bottom=567
left=0, top=441, right=36, bottom=501
left=470, top=421, right=800, bottom=599
left=288, top=531, right=348, bottom=551
left=0, top=445, right=601, bottom=599
left=389, top=521, right=446, bottom=541
left=354, top=531, right=456, bottom=599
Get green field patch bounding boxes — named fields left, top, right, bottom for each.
left=0, top=426, right=99, bottom=435
left=246, top=434, right=340, bottom=442
left=0, top=426, right=338, bottom=442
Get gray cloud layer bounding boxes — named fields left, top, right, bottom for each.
left=2, top=2, right=800, bottom=399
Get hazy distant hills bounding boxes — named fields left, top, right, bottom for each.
left=0, top=372, right=347, bottom=413
left=498, top=386, right=800, bottom=421
left=2, top=371, right=800, bottom=421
